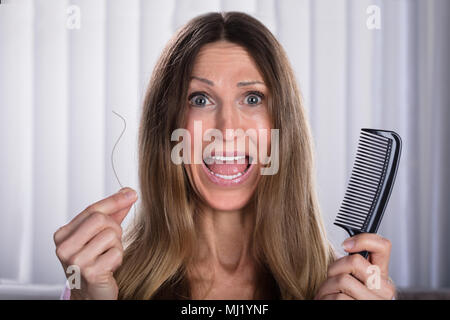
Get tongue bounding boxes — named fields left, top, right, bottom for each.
left=206, top=160, right=249, bottom=175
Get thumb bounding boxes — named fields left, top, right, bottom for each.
left=110, top=199, right=136, bottom=225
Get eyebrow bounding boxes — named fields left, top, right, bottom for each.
left=190, top=76, right=265, bottom=87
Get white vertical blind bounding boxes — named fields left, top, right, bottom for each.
left=105, top=0, right=140, bottom=228
left=308, top=0, right=349, bottom=248
left=67, top=0, right=106, bottom=229
left=0, top=0, right=449, bottom=291
left=380, top=0, right=413, bottom=286
left=173, top=0, right=221, bottom=31
left=0, top=0, right=35, bottom=283
left=31, top=0, right=69, bottom=285
left=428, top=0, right=450, bottom=288
left=276, top=0, right=311, bottom=116
left=416, top=0, right=434, bottom=287
left=139, top=0, right=176, bottom=98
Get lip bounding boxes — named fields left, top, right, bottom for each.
left=201, top=157, right=256, bottom=187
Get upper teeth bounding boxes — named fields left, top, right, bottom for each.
left=209, top=155, right=245, bottom=161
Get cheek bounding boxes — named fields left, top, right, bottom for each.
left=245, top=111, right=272, bottom=154
left=244, top=105, right=272, bottom=131
left=184, top=109, right=213, bottom=187
left=185, top=110, right=215, bottom=163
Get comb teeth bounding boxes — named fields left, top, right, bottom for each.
left=334, top=130, right=392, bottom=231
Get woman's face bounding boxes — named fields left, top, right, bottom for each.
left=184, top=40, right=271, bottom=211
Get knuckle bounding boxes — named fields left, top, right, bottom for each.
left=55, top=243, right=71, bottom=262
left=377, top=234, right=391, bottom=246
left=349, top=253, right=362, bottom=267
left=85, top=203, right=97, bottom=213
left=68, top=254, right=83, bottom=269
left=383, top=238, right=392, bottom=249
left=83, top=266, right=98, bottom=284
left=108, top=221, right=122, bottom=237
left=326, top=263, right=335, bottom=278
left=53, top=234, right=59, bottom=246
left=110, top=247, right=123, bottom=266
left=103, top=228, right=118, bottom=243
left=335, top=293, right=347, bottom=300
left=326, top=268, right=332, bottom=278
left=336, top=274, right=349, bottom=287
left=112, top=224, right=123, bottom=240
left=112, top=234, right=123, bottom=250
left=117, top=240, right=124, bottom=252
left=55, top=245, right=66, bottom=261
left=53, top=226, right=65, bottom=244
left=90, top=211, right=107, bottom=226
left=386, top=280, right=396, bottom=294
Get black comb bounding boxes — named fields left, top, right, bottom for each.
left=334, top=128, right=402, bottom=258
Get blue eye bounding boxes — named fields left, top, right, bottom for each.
left=188, top=92, right=212, bottom=107
left=245, top=91, right=264, bottom=106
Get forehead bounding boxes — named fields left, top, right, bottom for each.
left=191, top=41, right=263, bottom=82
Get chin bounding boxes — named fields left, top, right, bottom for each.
left=202, top=192, right=254, bottom=212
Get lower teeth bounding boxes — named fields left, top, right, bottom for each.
left=204, top=160, right=251, bottom=180
left=214, top=172, right=243, bottom=180
left=204, top=165, right=246, bottom=180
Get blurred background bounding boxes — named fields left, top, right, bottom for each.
left=0, top=0, right=449, bottom=299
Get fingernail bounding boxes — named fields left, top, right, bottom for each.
left=342, top=239, right=355, bottom=250
left=119, top=188, right=137, bottom=200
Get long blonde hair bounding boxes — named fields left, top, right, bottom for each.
left=114, top=11, right=335, bottom=299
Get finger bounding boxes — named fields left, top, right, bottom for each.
left=341, top=233, right=392, bottom=275
left=321, top=293, right=355, bottom=300
left=327, top=254, right=394, bottom=298
left=89, top=187, right=137, bottom=223
left=56, top=212, right=122, bottom=263
left=315, top=274, right=380, bottom=300
left=79, top=247, right=123, bottom=292
left=328, top=253, right=372, bottom=284
left=54, top=188, right=137, bottom=245
left=54, top=188, right=136, bottom=246
left=66, top=228, right=123, bottom=270
left=110, top=203, right=134, bottom=226
left=93, top=246, right=123, bottom=274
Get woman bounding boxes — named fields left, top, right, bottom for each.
left=54, top=11, right=396, bottom=300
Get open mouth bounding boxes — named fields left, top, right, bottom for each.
left=203, top=155, right=252, bottom=180
left=201, top=153, right=256, bottom=186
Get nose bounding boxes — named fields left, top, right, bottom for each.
left=215, top=99, right=242, bottom=142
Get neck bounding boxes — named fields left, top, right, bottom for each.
left=186, top=203, right=277, bottom=299
left=193, top=205, right=256, bottom=273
